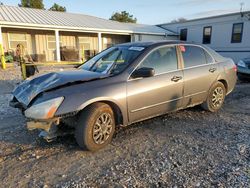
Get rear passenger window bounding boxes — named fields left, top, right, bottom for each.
left=204, top=50, right=214, bottom=64
left=180, top=46, right=207, bottom=68
left=138, top=46, right=178, bottom=74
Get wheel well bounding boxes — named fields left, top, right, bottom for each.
left=81, top=101, right=123, bottom=126
left=103, top=101, right=123, bottom=126
left=218, top=79, right=228, bottom=93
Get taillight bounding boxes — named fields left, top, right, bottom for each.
left=233, top=65, right=237, bottom=72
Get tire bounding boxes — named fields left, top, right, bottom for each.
left=75, top=103, right=115, bottom=151
left=201, top=82, right=226, bottom=112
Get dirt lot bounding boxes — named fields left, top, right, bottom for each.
left=0, top=67, right=249, bottom=187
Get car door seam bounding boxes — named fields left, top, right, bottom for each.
left=130, top=97, right=183, bottom=113
left=184, top=91, right=207, bottom=98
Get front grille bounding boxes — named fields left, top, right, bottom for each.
left=12, top=96, right=18, bottom=102
left=9, top=97, right=25, bottom=110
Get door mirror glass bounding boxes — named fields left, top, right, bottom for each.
left=131, top=67, right=155, bottom=79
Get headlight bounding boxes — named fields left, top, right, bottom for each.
left=237, top=60, right=246, bottom=68
left=25, top=97, right=64, bottom=119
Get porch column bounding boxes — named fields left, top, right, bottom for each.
left=0, top=26, right=3, bottom=45
left=98, top=32, right=102, bottom=52
left=55, top=29, right=61, bottom=62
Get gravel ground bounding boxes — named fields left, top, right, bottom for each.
left=0, top=67, right=249, bottom=187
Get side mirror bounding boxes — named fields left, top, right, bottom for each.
left=131, top=67, right=155, bottom=79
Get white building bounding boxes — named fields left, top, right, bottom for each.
left=159, top=11, right=250, bottom=62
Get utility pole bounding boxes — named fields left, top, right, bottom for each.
left=240, top=2, right=244, bottom=17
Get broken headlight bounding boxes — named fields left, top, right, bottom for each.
left=25, top=97, right=64, bottom=119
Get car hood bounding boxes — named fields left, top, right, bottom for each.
left=12, top=69, right=106, bottom=107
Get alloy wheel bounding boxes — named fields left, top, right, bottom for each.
left=93, top=113, right=113, bottom=144
left=212, top=86, right=224, bottom=108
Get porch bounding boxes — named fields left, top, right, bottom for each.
left=0, top=26, right=131, bottom=64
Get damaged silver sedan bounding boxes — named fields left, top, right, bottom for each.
left=10, top=41, right=237, bottom=151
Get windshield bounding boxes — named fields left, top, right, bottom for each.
left=79, top=46, right=144, bottom=75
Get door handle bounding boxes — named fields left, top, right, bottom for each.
left=171, top=76, right=182, bottom=82
left=209, top=68, right=217, bottom=73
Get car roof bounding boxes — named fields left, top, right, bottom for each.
left=116, top=40, right=195, bottom=48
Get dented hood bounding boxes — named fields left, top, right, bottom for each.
left=12, top=69, right=105, bottom=107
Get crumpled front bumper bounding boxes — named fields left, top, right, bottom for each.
left=26, top=118, right=61, bottom=142
left=27, top=118, right=59, bottom=131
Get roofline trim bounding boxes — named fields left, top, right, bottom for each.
left=159, top=10, right=250, bottom=26
left=0, top=21, right=166, bottom=36
left=156, top=25, right=179, bottom=35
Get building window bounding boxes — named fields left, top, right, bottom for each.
left=231, top=23, right=243, bottom=43
left=103, top=37, right=114, bottom=49
left=8, top=33, right=28, bottom=49
left=203, top=26, right=212, bottom=44
left=79, top=37, right=91, bottom=50
left=47, top=35, right=62, bottom=50
left=180, top=29, right=187, bottom=41
left=138, top=35, right=142, bottom=41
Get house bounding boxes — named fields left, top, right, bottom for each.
left=0, top=5, right=177, bottom=62
left=159, top=10, right=250, bottom=62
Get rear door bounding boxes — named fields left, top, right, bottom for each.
left=179, top=45, right=219, bottom=107
left=127, top=45, right=184, bottom=123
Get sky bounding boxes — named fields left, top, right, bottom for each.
left=0, top=0, right=250, bottom=24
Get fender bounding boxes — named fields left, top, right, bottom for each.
left=76, top=97, right=128, bottom=126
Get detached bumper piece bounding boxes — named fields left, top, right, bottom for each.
left=27, top=118, right=60, bottom=142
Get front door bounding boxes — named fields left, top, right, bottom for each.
left=127, top=45, right=184, bottom=123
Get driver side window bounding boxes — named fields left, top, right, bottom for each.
left=138, top=46, right=178, bottom=75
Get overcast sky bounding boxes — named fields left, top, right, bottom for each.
left=1, top=0, right=250, bottom=24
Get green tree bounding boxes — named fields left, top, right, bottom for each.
left=110, top=11, right=137, bottom=23
left=170, top=17, right=187, bottom=23
left=19, top=0, right=44, bottom=9
left=49, top=3, right=66, bottom=12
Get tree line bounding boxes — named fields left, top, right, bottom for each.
left=0, top=0, right=187, bottom=23
left=17, top=0, right=137, bottom=23
left=19, top=0, right=66, bottom=12
left=13, top=0, right=137, bottom=23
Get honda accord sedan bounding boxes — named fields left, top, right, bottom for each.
left=10, top=41, right=237, bottom=151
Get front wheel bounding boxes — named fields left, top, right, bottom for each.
left=75, top=103, right=115, bottom=151
left=201, top=82, right=226, bottom=112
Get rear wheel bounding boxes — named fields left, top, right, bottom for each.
left=201, top=82, right=226, bottom=112
left=75, top=103, right=115, bottom=151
